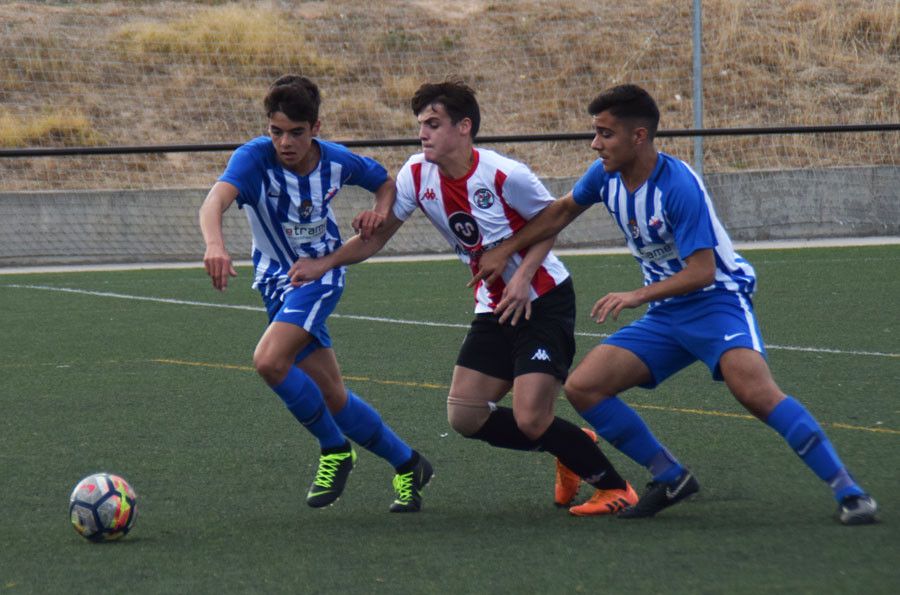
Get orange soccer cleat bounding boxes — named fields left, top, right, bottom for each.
left=554, top=428, right=599, bottom=507
left=569, top=482, right=639, bottom=517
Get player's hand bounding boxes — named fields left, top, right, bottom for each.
left=468, top=245, right=511, bottom=288
left=352, top=209, right=386, bottom=241
left=203, top=245, right=237, bottom=291
left=494, top=274, right=532, bottom=326
left=288, top=258, right=329, bottom=286
left=590, top=290, right=642, bottom=323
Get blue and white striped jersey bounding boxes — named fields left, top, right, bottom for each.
left=572, top=152, right=756, bottom=307
left=219, top=136, right=388, bottom=300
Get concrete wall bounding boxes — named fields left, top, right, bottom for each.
left=1, top=166, right=897, bottom=266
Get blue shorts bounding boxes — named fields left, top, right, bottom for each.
left=262, top=280, right=343, bottom=363
left=603, top=290, right=765, bottom=388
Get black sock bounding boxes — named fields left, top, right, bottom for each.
left=469, top=406, right=541, bottom=451
left=537, top=418, right=627, bottom=490
left=394, top=450, right=420, bottom=474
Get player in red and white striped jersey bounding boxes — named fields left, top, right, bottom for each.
left=291, top=80, right=636, bottom=514
left=395, top=147, right=569, bottom=314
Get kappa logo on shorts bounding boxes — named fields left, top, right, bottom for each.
left=531, top=348, right=551, bottom=361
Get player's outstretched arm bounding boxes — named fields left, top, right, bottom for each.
left=289, top=211, right=405, bottom=285
left=590, top=248, right=716, bottom=323
left=199, top=181, right=239, bottom=291
left=352, top=178, right=395, bottom=241
left=469, top=192, right=588, bottom=287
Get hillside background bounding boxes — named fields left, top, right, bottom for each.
left=0, top=0, right=897, bottom=191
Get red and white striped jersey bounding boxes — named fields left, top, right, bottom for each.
left=394, top=148, right=570, bottom=313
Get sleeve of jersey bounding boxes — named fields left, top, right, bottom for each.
left=501, top=165, right=554, bottom=219
left=218, top=145, right=262, bottom=207
left=571, top=160, right=607, bottom=206
left=666, top=183, right=717, bottom=260
left=391, top=162, right=418, bottom=222
left=339, top=150, right=389, bottom=193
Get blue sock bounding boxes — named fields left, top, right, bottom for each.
left=766, top=396, right=864, bottom=502
left=333, top=391, right=413, bottom=470
left=581, top=396, right=684, bottom=483
left=271, top=367, right=346, bottom=450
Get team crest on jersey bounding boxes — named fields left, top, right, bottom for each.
left=299, top=199, right=314, bottom=219
left=473, top=188, right=495, bottom=209
left=628, top=218, right=641, bottom=239
left=448, top=211, right=481, bottom=248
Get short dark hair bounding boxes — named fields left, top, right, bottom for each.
left=410, top=79, right=481, bottom=138
left=587, top=84, right=659, bottom=139
left=264, top=74, right=321, bottom=124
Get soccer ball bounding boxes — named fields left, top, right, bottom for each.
left=68, top=472, right=137, bottom=542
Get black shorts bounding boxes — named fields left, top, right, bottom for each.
left=455, top=277, right=576, bottom=382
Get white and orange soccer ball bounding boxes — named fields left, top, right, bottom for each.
left=68, top=473, right=137, bottom=542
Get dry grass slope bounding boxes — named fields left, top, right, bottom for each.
left=0, top=0, right=896, bottom=189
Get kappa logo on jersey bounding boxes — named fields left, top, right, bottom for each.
left=422, top=188, right=437, bottom=200
left=299, top=199, right=314, bottom=219
left=649, top=215, right=663, bottom=229
left=628, top=219, right=640, bottom=239
left=448, top=211, right=481, bottom=248
left=473, top=187, right=495, bottom=209
left=531, top=348, right=551, bottom=361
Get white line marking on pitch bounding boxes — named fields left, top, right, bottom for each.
left=5, top=283, right=898, bottom=358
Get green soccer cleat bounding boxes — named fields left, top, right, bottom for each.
left=306, top=444, right=357, bottom=508
left=389, top=454, right=433, bottom=513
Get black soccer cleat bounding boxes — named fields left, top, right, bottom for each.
left=618, top=469, right=700, bottom=519
left=306, top=444, right=357, bottom=508
left=835, top=494, right=878, bottom=526
left=389, top=453, right=433, bottom=513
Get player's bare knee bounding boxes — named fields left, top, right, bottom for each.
left=734, top=386, right=784, bottom=419
left=446, top=396, right=491, bottom=437
left=253, top=352, right=289, bottom=386
left=725, top=370, right=784, bottom=419
left=563, top=378, right=603, bottom=411
left=319, top=385, right=348, bottom=413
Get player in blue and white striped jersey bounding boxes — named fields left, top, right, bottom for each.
left=200, top=75, right=431, bottom=512
left=472, top=84, right=877, bottom=525
left=218, top=134, right=377, bottom=299
left=578, top=150, right=758, bottom=309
